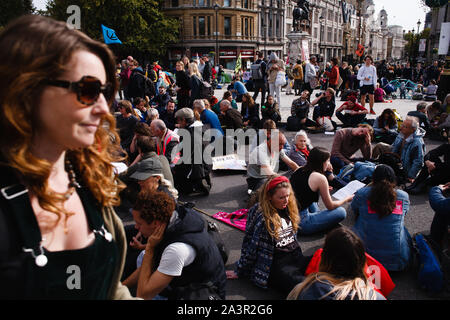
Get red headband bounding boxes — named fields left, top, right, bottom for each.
left=266, top=176, right=289, bottom=192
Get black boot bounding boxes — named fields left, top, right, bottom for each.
left=408, top=177, right=431, bottom=195
left=405, top=169, right=429, bottom=192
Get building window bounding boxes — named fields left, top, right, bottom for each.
left=172, top=0, right=179, bottom=7
left=242, top=0, right=249, bottom=9
left=314, top=27, right=318, bottom=39
left=207, top=16, right=211, bottom=36
left=245, top=18, right=249, bottom=36
left=327, top=26, right=332, bottom=42
left=224, top=17, right=231, bottom=36
left=224, top=0, right=231, bottom=6
left=193, top=16, right=197, bottom=36
left=199, top=16, right=205, bottom=35
left=198, top=0, right=205, bottom=6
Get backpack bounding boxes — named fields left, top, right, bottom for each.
left=412, top=233, right=445, bottom=293
left=207, top=221, right=229, bottom=265
left=199, top=80, right=214, bottom=99
left=337, top=163, right=355, bottom=183
left=286, top=115, right=301, bottom=131
left=352, top=161, right=376, bottom=184
left=182, top=202, right=229, bottom=265
left=250, top=62, right=264, bottom=80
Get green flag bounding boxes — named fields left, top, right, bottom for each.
left=234, top=53, right=242, bottom=74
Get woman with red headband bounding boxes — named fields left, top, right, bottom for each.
left=235, top=175, right=310, bottom=295
left=290, top=147, right=353, bottom=235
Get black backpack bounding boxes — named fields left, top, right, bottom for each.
left=199, top=80, right=214, bottom=99
left=250, top=62, right=264, bottom=80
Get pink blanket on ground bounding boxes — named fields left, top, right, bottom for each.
left=212, top=209, right=248, bottom=231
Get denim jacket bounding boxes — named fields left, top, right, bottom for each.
left=391, top=128, right=426, bottom=179
left=351, top=186, right=412, bottom=271
left=236, top=204, right=276, bottom=289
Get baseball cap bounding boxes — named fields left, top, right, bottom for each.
left=129, top=158, right=163, bottom=181
left=175, top=107, right=194, bottom=120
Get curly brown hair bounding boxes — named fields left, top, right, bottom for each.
left=0, top=15, right=124, bottom=228
left=133, top=190, right=176, bottom=224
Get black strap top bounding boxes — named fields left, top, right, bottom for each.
left=290, top=167, right=320, bottom=211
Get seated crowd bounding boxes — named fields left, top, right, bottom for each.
left=111, top=57, right=449, bottom=301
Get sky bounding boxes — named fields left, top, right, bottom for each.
left=34, top=0, right=430, bottom=33
left=373, top=0, right=430, bottom=32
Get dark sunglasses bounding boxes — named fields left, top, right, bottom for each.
left=46, top=76, right=114, bottom=106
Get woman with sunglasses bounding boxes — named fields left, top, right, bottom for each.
left=0, top=15, right=133, bottom=299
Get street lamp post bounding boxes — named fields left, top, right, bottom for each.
left=214, top=4, right=220, bottom=67
left=416, top=19, right=421, bottom=62
left=319, top=15, right=324, bottom=68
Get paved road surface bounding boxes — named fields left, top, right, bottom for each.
left=122, top=86, right=449, bottom=300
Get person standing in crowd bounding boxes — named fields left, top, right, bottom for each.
left=425, top=60, right=440, bottom=86
left=251, top=51, right=267, bottom=106
left=292, top=60, right=304, bottom=96
left=330, top=125, right=373, bottom=172
left=235, top=176, right=310, bottom=295
left=372, top=108, right=398, bottom=144
left=357, top=56, right=377, bottom=115
left=201, top=55, right=212, bottom=84
left=414, top=62, right=424, bottom=84
left=127, top=59, right=147, bottom=100
left=324, top=58, right=340, bottom=90
left=0, top=15, right=134, bottom=299
left=290, top=147, right=351, bottom=235
left=188, top=62, right=203, bottom=108
left=120, top=59, right=132, bottom=100
left=261, top=95, right=281, bottom=124
left=304, top=56, right=318, bottom=95
left=174, top=60, right=191, bottom=109
left=351, top=165, right=412, bottom=271
left=128, top=190, right=226, bottom=300
left=338, top=61, right=351, bottom=96
left=266, top=52, right=285, bottom=106
left=335, top=95, right=368, bottom=128
left=116, top=100, right=139, bottom=156
left=287, top=227, right=385, bottom=300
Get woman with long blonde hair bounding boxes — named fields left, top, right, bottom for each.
left=287, top=227, right=385, bottom=300
left=235, top=175, right=310, bottom=294
left=188, top=62, right=203, bottom=107
left=0, top=15, right=133, bottom=299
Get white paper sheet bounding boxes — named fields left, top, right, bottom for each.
left=332, top=180, right=366, bottom=200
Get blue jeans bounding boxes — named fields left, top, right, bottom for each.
left=298, top=203, right=346, bottom=235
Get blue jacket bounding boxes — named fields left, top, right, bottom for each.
left=236, top=204, right=278, bottom=289
left=391, top=128, right=426, bottom=179
left=200, top=109, right=224, bottom=136
left=429, top=186, right=450, bottom=214
left=351, top=186, right=412, bottom=271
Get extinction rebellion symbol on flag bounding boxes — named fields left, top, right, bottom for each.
left=101, top=24, right=122, bottom=44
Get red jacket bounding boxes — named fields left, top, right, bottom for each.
left=326, top=65, right=340, bottom=86
left=305, top=248, right=395, bottom=298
